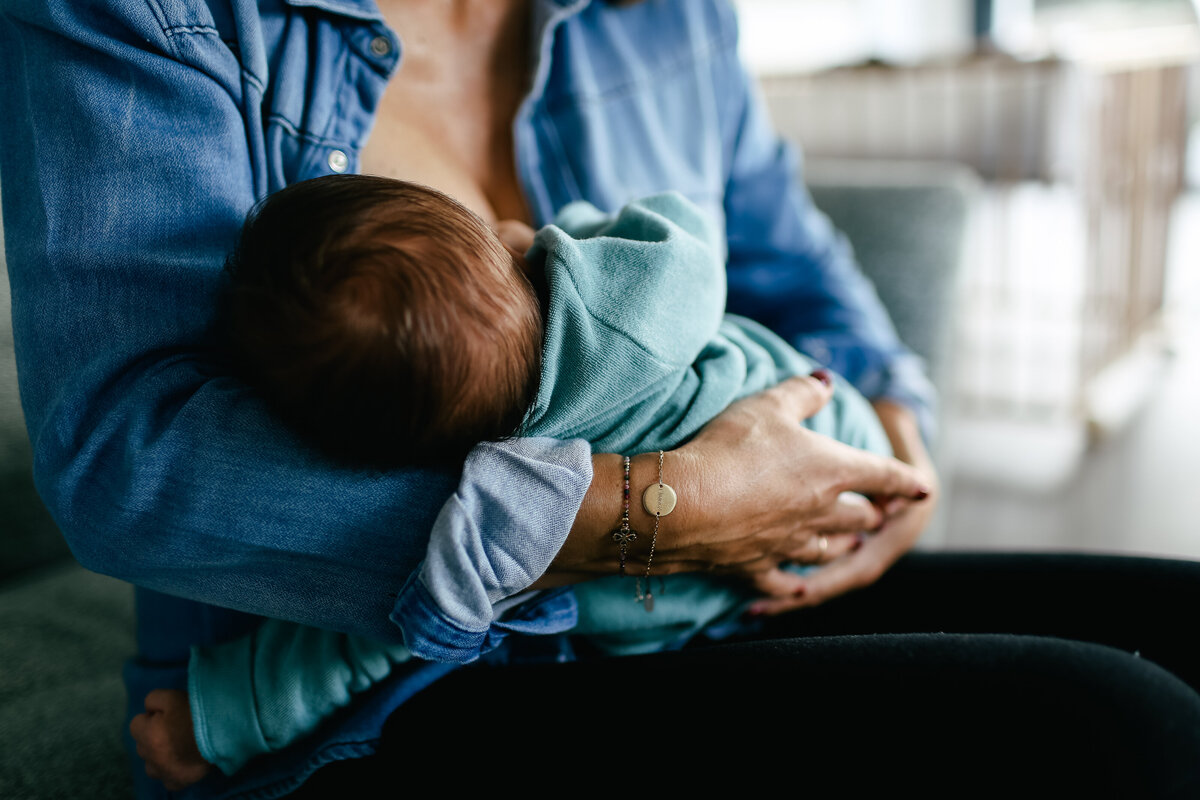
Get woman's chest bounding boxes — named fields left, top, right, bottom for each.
left=359, top=74, right=526, bottom=225
left=252, top=2, right=731, bottom=235
left=358, top=1, right=531, bottom=223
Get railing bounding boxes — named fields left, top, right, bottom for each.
left=761, top=48, right=1192, bottom=429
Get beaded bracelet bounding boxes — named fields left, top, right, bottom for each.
left=610, top=456, right=637, bottom=576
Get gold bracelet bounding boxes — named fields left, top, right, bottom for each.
left=635, top=450, right=674, bottom=611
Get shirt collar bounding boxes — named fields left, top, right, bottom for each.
left=281, top=0, right=383, bottom=23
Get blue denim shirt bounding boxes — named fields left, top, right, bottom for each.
left=0, top=0, right=934, bottom=796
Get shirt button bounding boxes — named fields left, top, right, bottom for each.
left=370, top=36, right=391, bottom=57
left=327, top=149, right=349, bottom=173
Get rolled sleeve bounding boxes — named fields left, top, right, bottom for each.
left=391, top=437, right=591, bottom=662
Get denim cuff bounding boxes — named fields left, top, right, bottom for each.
left=390, top=573, right=489, bottom=662
left=870, top=355, right=939, bottom=445
left=391, top=573, right=578, bottom=663
left=795, top=334, right=937, bottom=444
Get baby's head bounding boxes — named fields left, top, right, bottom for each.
left=225, top=174, right=543, bottom=467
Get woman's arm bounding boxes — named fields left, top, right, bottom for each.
left=1, top=3, right=931, bottom=656
left=0, top=3, right=592, bottom=642
left=540, top=376, right=932, bottom=587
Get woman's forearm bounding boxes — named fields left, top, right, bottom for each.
left=531, top=451, right=681, bottom=588
left=535, top=376, right=932, bottom=591
left=872, top=400, right=938, bottom=483
left=0, top=4, right=595, bottom=642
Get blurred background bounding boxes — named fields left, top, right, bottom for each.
left=734, top=0, right=1200, bottom=558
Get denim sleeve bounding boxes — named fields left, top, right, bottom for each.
left=716, top=24, right=937, bottom=438
left=0, top=3, right=590, bottom=643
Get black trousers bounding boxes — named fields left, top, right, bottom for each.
left=296, top=553, right=1200, bottom=798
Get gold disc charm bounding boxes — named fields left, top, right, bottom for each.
left=642, top=482, right=677, bottom=516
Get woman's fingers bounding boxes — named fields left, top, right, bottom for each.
left=830, top=439, right=932, bottom=501
left=765, top=374, right=836, bottom=422
left=748, top=501, right=931, bottom=616
left=781, top=530, right=860, bottom=564
left=805, top=491, right=884, bottom=534
left=794, top=537, right=890, bottom=607
left=747, top=546, right=881, bottom=616
left=749, top=531, right=862, bottom=598
left=750, top=566, right=807, bottom=597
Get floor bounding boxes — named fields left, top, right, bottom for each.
left=941, top=191, right=1200, bottom=560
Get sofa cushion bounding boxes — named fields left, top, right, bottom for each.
left=0, top=563, right=134, bottom=799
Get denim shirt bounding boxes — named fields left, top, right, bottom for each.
left=0, top=0, right=934, bottom=796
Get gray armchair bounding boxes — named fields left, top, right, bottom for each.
left=806, top=158, right=977, bottom=396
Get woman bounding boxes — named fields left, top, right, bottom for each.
left=1, top=1, right=1197, bottom=797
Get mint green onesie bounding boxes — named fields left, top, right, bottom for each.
left=188, top=193, right=891, bottom=774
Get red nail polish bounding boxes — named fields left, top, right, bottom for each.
left=792, top=585, right=807, bottom=597
left=810, top=368, right=833, bottom=387
left=913, top=487, right=930, bottom=501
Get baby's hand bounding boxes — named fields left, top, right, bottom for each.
left=129, top=689, right=213, bottom=791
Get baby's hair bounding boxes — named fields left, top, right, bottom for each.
left=225, top=174, right=543, bottom=467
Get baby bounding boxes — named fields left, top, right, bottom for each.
left=221, top=174, right=544, bottom=468
left=131, top=174, right=893, bottom=788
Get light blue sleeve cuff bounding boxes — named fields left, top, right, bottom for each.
left=390, top=436, right=592, bottom=662
left=188, top=639, right=269, bottom=777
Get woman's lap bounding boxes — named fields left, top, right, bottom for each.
left=291, top=552, right=1200, bottom=795
left=758, top=550, right=1200, bottom=690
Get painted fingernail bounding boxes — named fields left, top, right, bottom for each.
left=912, top=487, right=931, bottom=501
left=810, top=368, right=833, bottom=387
left=792, top=585, right=807, bottom=598
left=852, top=532, right=867, bottom=551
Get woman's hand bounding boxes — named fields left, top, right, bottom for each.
left=536, top=374, right=931, bottom=588
left=746, top=399, right=939, bottom=615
